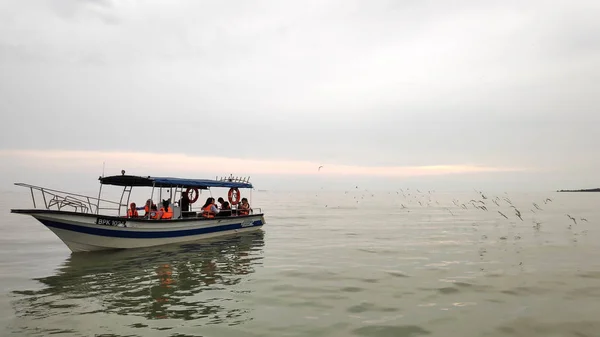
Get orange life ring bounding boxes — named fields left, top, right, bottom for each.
left=186, top=187, right=199, bottom=204
left=228, top=187, right=240, bottom=205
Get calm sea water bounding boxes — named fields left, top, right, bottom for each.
left=1, top=188, right=600, bottom=336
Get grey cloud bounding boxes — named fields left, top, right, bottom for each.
left=1, top=0, right=599, bottom=188
left=47, top=0, right=120, bottom=24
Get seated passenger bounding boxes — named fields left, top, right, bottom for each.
left=201, top=197, right=219, bottom=218
left=160, top=199, right=173, bottom=220
left=238, top=198, right=251, bottom=216
left=217, top=201, right=232, bottom=217
left=127, top=202, right=139, bottom=217
left=150, top=204, right=160, bottom=220
left=143, top=199, right=155, bottom=219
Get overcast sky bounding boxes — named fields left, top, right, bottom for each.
left=1, top=0, right=599, bottom=191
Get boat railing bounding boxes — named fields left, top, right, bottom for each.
left=216, top=175, right=251, bottom=184
left=226, top=206, right=260, bottom=214
left=14, top=183, right=124, bottom=214
left=239, top=207, right=261, bottom=215
left=180, top=207, right=262, bottom=218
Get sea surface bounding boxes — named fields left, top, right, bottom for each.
left=1, top=188, right=600, bottom=337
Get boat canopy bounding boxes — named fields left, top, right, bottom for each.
left=99, top=175, right=253, bottom=189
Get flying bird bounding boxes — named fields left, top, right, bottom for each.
left=318, top=165, right=324, bottom=171
left=510, top=206, right=523, bottom=220
left=515, top=210, right=523, bottom=221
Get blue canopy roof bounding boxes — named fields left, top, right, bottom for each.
left=153, top=177, right=252, bottom=189
left=99, top=175, right=253, bottom=189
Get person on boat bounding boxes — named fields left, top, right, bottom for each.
left=127, top=202, right=139, bottom=218
left=180, top=191, right=190, bottom=212
left=143, top=199, right=155, bottom=218
left=238, top=198, right=251, bottom=216
left=217, top=201, right=232, bottom=217
left=217, top=197, right=231, bottom=210
left=200, top=197, right=219, bottom=218
left=150, top=204, right=160, bottom=220
left=159, top=199, right=173, bottom=219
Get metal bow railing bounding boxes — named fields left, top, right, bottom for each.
left=14, top=183, right=124, bottom=214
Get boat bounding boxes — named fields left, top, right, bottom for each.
left=10, top=172, right=266, bottom=253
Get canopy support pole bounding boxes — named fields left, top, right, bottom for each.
left=96, top=183, right=103, bottom=215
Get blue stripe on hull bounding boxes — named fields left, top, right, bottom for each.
left=38, top=219, right=263, bottom=239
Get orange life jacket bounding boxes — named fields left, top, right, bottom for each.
left=202, top=203, right=216, bottom=218
left=128, top=209, right=138, bottom=217
left=160, top=206, right=173, bottom=219
left=144, top=205, right=150, bottom=215
left=238, top=204, right=250, bottom=216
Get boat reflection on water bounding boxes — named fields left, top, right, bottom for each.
left=11, top=231, right=265, bottom=331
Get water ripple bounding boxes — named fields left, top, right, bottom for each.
left=352, top=325, right=431, bottom=336
left=4, top=191, right=600, bottom=336
left=9, top=232, right=265, bottom=335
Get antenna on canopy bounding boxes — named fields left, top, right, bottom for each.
left=102, top=161, right=105, bottom=178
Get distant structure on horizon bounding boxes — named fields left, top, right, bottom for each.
left=557, top=188, right=600, bottom=192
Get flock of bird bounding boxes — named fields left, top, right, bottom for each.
left=317, top=185, right=592, bottom=233
left=310, top=184, right=596, bottom=270
left=316, top=165, right=589, bottom=224
left=308, top=166, right=598, bottom=274
left=314, top=167, right=594, bottom=247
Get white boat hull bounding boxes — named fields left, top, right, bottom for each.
left=12, top=210, right=266, bottom=253
left=45, top=225, right=263, bottom=252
